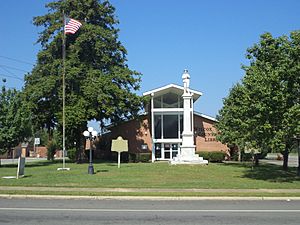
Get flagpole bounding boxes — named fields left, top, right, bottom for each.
left=58, top=12, right=70, bottom=171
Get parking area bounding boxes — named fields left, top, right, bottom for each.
left=261, top=153, right=298, bottom=167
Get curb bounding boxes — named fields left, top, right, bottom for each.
left=1, top=194, right=300, bottom=201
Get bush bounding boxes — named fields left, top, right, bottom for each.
left=67, top=148, right=77, bottom=162
left=198, top=152, right=210, bottom=161
left=110, top=152, right=151, bottom=163
left=47, top=141, right=57, bottom=161
left=137, top=153, right=151, bottom=162
left=197, top=151, right=226, bottom=163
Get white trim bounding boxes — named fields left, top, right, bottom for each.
left=143, top=83, right=202, bottom=98
left=152, top=108, right=184, bottom=113
left=194, top=111, right=218, bottom=122
left=153, top=139, right=182, bottom=143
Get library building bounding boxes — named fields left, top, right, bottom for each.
left=103, top=70, right=229, bottom=163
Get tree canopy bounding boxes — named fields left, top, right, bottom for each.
left=216, top=31, right=300, bottom=169
left=0, top=85, right=31, bottom=154
left=23, top=0, right=144, bottom=156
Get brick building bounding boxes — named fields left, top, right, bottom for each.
left=103, top=83, right=228, bottom=162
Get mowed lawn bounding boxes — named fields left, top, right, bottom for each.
left=0, top=160, right=300, bottom=189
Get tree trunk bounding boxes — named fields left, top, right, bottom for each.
left=282, top=147, right=289, bottom=171
left=254, top=154, right=259, bottom=166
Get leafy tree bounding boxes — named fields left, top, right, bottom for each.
left=23, top=0, right=144, bottom=160
left=217, top=32, right=300, bottom=170
left=216, top=83, right=249, bottom=160
left=0, top=85, right=31, bottom=156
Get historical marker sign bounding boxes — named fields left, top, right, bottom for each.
left=111, top=136, right=128, bottom=168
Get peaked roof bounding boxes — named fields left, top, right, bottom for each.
left=143, top=83, right=202, bottom=102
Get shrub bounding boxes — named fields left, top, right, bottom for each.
left=198, top=152, right=210, bottom=161
left=137, top=153, right=151, bottom=162
left=111, top=151, right=129, bottom=162
left=111, top=152, right=151, bottom=163
left=67, top=148, right=77, bottom=162
left=128, top=153, right=136, bottom=162
left=197, top=151, right=226, bottom=163
left=47, top=141, right=57, bottom=161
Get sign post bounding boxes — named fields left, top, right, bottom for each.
left=111, top=136, right=128, bottom=168
left=34, top=138, right=40, bottom=156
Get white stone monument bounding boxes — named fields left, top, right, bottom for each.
left=171, top=70, right=208, bottom=165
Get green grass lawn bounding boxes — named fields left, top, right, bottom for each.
left=0, top=160, right=300, bottom=190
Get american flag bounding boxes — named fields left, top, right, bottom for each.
left=64, top=17, right=82, bottom=34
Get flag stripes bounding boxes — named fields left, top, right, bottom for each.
left=65, top=17, right=82, bottom=34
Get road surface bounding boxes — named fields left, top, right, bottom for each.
left=0, top=198, right=299, bottom=225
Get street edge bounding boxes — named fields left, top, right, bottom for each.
left=1, top=194, right=300, bottom=201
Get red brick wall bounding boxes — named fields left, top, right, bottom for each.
left=105, top=114, right=228, bottom=155
left=194, top=115, right=228, bottom=153
left=35, top=146, right=47, bottom=158
left=108, top=115, right=153, bottom=153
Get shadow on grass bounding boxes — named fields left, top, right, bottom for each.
left=96, top=170, right=109, bottom=173
left=224, top=162, right=300, bottom=183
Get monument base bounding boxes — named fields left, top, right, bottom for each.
left=170, top=146, right=209, bottom=165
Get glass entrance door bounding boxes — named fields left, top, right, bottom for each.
left=155, top=143, right=179, bottom=160
left=171, top=143, right=179, bottom=159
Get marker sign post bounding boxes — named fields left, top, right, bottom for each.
left=111, top=136, right=128, bottom=168
left=34, top=138, right=40, bottom=156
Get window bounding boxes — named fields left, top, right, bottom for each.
left=154, top=115, right=162, bottom=139
left=155, top=143, right=161, bottom=158
left=163, top=92, right=179, bottom=108
left=154, top=96, right=162, bottom=108
left=153, top=92, right=183, bottom=109
left=163, top=115, right=178, bottom=138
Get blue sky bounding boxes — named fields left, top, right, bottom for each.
left=1, top=0, right=300, bottom=118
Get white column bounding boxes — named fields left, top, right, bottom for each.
left=181, top=91, right=195, bottom=154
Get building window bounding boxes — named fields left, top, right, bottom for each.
left=163, top=92, right=179, bottom=108
left=164, top=143, right=171, bottom=159
left=180, top=114, right=183, bottom=138
left=155, top=143, right=161, bottom=158
left=154, top=115, right=162, bottom=139
left=154, top=96, right=162, bottom=108
left=153, top=93, right=183, bottom=109
left=163, top=115, right=178, bottom=138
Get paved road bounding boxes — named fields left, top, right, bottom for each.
left=262, top=154, right=299, bottom=167
left=0, top=198, right=299, bottom=225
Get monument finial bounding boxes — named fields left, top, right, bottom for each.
left=182, top=69, right=190, bottom=93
